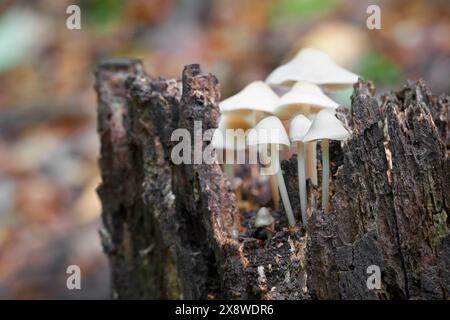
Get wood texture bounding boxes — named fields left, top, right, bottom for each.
left=95, top=60, right=449, bottom=299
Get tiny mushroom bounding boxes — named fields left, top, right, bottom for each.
left=254, top=207, right=275, bottom=229
left=220, top=80, right=278, bottom=124
left=248, top=116, right=296, bottom=227
left=219, top=80, right=280, bottom=205
left=212, top=115, right=251, bottom=188
left=288, top=114, right=312, bottom=226
left=267, top=48, right=358, bottom=189
left=266, top=47, right=359, bottom=91
left=302, top=109, right=350, bottom=212
left=275, top=82, right=339, bottom=120
left=275, top=81, right=339, bottom=189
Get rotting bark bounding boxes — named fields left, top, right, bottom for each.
left=96, top=60, right=250, bottom=299
left=305, top=80, right=450, bottom=299
left=95, top=59, right=177, bottom=299
left=95, top=60, right=449, bottom=300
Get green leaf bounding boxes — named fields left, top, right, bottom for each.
left=358, top=52, right=401, bottom=86
left=271, top=0, right=340, bottom=25
left=79, top=0, right=125, bottom=32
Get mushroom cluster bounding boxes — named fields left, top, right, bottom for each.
left=213, top=48, right=357, bottom=227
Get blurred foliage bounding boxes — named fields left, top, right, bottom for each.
left=271, top=0, right=339, bottom=24
left=0, top=8, right=44, bottom=73
left=79, top=0, right=126, bottom=31
left=358, top=52, right=402, bottom=86
left=327, top=88, right=353, bottom=108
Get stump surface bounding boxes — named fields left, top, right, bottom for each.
left=95, top=60, right=450, bottom=299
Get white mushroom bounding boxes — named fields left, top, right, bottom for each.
left=219, top=81, right=281, bottom=204
left=266, top=47, right=359, bottom=91
left=267, top=48, right=357, bottom=186
left=220, top=80, right=278, bottom=124
left=275, top=81, right=339, bottom=186
left=275, top=82, right=339, bottom=120
left=248, top=116, right=296, bottom=226
left=254, top=207, right=275, bottom=229
left=303, top=110, right=350, bottom=211
left=288, top=114, right=312, bottom=226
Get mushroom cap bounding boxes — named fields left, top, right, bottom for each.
left=211, top=116, right=249, bottom=151
left=217, top=114, right=254, bottom=130
left=289, top=114, right=312, bottom=142
left=266, top=48, right=359, bottom=90
left=275, top=82, right=339, bottom=120
left=302, top=109, right=350, bottom=142
left=247, top=116, right=290, bottom=147
left=254, top=207, right=274, bottom=228
left=219, top=81, right=279, bottom=114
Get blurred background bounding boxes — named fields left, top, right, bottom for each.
left=0, top=0, right=449, bottom=299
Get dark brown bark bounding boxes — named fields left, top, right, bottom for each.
left=304, top=80, right=450, bottom=299
left=95, top=60, right=449, bottom=300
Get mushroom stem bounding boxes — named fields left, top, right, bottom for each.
left=249, top=147, right=260, bottom=178
left=256, top=112, right=280, bottom=210
left=269, top=175, right=280, bottom=210
left=260, top=146, right=295, bottom=226
left=259, top=147, right=280, bottom=210
left=248, top=112, right=262, bottom=181
left=296, top=142, right=308, bottom=226
left=224, top=163, right=235, bottom=189
left=307, top=141, right=318, bottom=185
left=306, top=114, right=318, bottom=186
left=321, top=138, right=330, bottom=211
left=275, top=163, right=296, bottom=227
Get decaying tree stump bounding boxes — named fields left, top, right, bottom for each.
left=95, top=59, right=449, bottom=299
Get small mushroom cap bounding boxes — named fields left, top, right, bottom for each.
left=302, top=109, right=350, bottom=142
left=217, top=114, right=254, bottom=130
left=266, top=48, right=359, bottom=90
left=219, top=81, right=279, bottom=114
left=275, top=82, right=339, bottom=120
left=289, top=114, right=312, bottom=142
left=211, top=116, right=250, bottom=151
left=254, top=207, right=275, bottom=228
left=247, top=116, right=290, bottom=147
